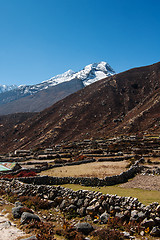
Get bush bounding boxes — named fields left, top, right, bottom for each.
left=16, top=170, right=37, bottom=178
left=19, top=195, right=51, bottom=211
left=0, top=170, right=37, bottom=179
left=25, top=220, right=56, bottom=240
left=91, top=228, right=124, bottom=240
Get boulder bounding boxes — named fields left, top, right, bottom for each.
left=74, top=222, right=94, bottom=235
left=150, top=226, right=160, bottom=237
left=141, top=218, right=155, bottom=228
left=100, top=212, right=110, bottom=224
left=12, top=206, right=24, bottom=218
left=21, top=212, right=40, bottom=224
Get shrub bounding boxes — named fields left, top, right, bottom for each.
left=16, top=170, right=37, bottom=177
left=19, top=195, right=51, bottom=210
left=91, top=228, right=124, bottom=240
left=25, top=220, right=56, bottom=240
left=0, top=170, right=37, bottom=179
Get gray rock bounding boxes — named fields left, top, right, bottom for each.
left=123, top=231, right=131, bottom=238
left=74, top=222, right=94, bottom=235
left=67, top=204, right=77, bottom=212
left=21, top=212, right=40, bottom=224
left=115, top=212, right=125, bottom=220
left=141, top=218, right=155, bottom=228
left=100, top=212, right=110, bottom=224
left=78, top=206, right=86, bottom=216
left=131, top=210, right=138, bottom=218
left=150, top=226, right=160, bottom=236
left=12, top=206, right=24, bottom=218
left=156, top=205, right=160, bottom=213
left=101, top=200, right=108, bottom=210
left=77, top=199, right=84, bottom=207
left=86, top=205, right=97, bottom=215
left=155, top=217, right=160, bottom=224
left=137, top=211, right=146, bottom=221
left=15, top=201, right=23, bottom=207
left=114, top=206, right=121, bottom=212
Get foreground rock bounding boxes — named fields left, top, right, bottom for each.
left=74, top=222, right=94, bottom=235
left=1, top=179, right=160, bottom=237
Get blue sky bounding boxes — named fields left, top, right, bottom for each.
left=0, top=0, right=160, bottom=86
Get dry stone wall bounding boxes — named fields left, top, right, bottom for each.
left=1, top=179, right=160, bottom=235
left=16, top=164, right=142, bottom=187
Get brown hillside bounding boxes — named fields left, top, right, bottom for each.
left=0, top=62, right=160, bottom=153
left=0, top=78, right=84, bottom=115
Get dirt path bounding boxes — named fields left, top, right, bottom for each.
left=0, top=212, right=26, bottom=240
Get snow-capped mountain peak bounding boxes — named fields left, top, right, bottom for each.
left=20, top=61, right=115, bottom=93
left=75, top=61, right=115, bottom=86
left=0, top=61, right=115, bottom=95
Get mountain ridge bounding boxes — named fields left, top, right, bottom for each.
left=0, top=61, right=115, bottom=115
left=0, top=61, right=160, bottom=153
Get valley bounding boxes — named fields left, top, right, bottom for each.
left=1, top=62, right=160, bottom=239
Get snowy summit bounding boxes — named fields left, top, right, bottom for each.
left=0, top=61, right=115, bottom=95
left=30, top=61, right=115, bottom=93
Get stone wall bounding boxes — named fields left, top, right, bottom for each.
left=0, top=179, right=160, bottom=228
left=17, top=164, right=142, bottom=187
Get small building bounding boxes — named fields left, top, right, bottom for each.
left=0, top=162, right=21, bottom=172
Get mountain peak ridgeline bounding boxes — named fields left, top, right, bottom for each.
left=0, top=61, right=115, bottom=115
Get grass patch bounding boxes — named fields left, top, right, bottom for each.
left=62, top=184, right=160, bottom=205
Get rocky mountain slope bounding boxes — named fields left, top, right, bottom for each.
left=0, top=61, right=160, bottom=153
left=0, top=62, right=115, bottom=115
left=0, top=84, right=18, bottom=93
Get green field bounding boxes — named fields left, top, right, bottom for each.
left=62, top=184, right=160, bottom=206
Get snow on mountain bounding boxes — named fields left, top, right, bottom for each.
left=0, top=84, right=18, bottom=93
left=75, top=61, right=115, bottom=86
left=0, top=61, right=115, bottom=96
left=45, top=61, right=115, bottom=87
left=16, top=61, right=115, bottom=95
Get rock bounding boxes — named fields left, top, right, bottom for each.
left=123, top=231, right=131, bottom=238
left=115, top=212, right=125, bottom=220
left=67, top=204, right=77, bottom=212
left=131, top=210, right=138, bottom=219
left=101, top=200, right=108, bottom=210
left=86, top=205, right=97, bottom=216
left=12, top=206, right=24, bottom=218
left=21, top=212, right=40, bottom=224
left=100, top=212, right=110, bottom=224
left=137, top=211, right=146, bottom=221
left=93, top=218, right=99, bottom=224
left=84, top=198, right=90, bottom=207
left=141, top=218, right=155, bottom=228
left=155, top=217, right=160, bottom=224
left=156, top=205, right=160, bottom=213
left=78, top=206, right=86, bottom=216
left=60, top=199, right=69, bottom=210
left=74, top=222, right=94, bottom=235
left=150, top=226, right=160, bottom=236
left=77, top=199, right=84, bottom=207
left=15, top=201, right=23, bottom=207
left=114, top=206, right=121, bottom=212
left=140, top=230, right=145, bottom=236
